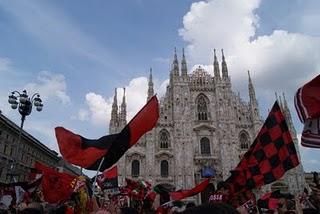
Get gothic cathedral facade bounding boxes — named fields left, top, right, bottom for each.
left=109, top=49, right=305, bottom=203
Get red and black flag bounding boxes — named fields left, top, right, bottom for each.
left=257, top=190, right=293, bottom=211
left=170, top=178, right=210, bottom=201
left=226, top=101, right=299, bottom=195
left=295, top=75, right=320, bottom=148
left=96, top=165, right=118, bottom=190
left=229, top=189, right=257, bottom=212
left=55, top=95, right=159, bottom=171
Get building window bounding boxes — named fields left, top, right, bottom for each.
left=197, top=94, right=209, bottom=121
left=4, top=145, right=8, bottom=155
left=160, top=160, right=169, bottom=177
left=239, top=132, right=249, bottom=149
left=131, top=160, right=140, bottom=177
left=159, top=130, right=170, bottom=149
left=200, top=137, right=211, bottom=155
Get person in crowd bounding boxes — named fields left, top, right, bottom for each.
left=208, top=181, right=230, bottom=204
left=185, top=202, right=196, bottom=209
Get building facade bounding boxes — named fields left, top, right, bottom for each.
left=0, top=111, right=80, bottom=183
left=110, top=49, right=305, bottom=203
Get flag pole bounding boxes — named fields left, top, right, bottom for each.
left=92, top=157, right=105, bottom=195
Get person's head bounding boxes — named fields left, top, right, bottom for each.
left=185, top=202, right=196, bottom=209
left=217, top=181, right=229, bottom=194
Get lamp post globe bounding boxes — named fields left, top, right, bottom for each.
left=7, top=89, right=43, bottom=182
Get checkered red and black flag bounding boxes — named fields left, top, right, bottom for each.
left=226, top=101, right=300, bottom=195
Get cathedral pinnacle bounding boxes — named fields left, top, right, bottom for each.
left=248, top=70, right=256, bottom=103
left=171, top=47, right=179, bottom=76
left=110, top=88, right=119, bottom=134
left=181, top=48, right=188, bottom=77
left=147, top=67, right=154, bottom=101
left=213, top=49, right=220, bottom=79
left=112, top=88, right=118, bottom=109
left=120, top=87, right=127, bottom=126
left=221, top=49, right=228, bottom=78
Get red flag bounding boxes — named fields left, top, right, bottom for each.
left=226, top=101, right=299, bottom=195
left=35, top=162, right=75, bottom=203
left=97, top=165, right=118, bottom=189
left=170, top=178, right=210, bottom=201
left=295, top=74, right=320, bottom=123
left=295, top=75, right=320, bottom=148
left=55, top=95, right=159, bottom=171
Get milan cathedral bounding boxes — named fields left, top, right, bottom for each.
left=109, top=49, right=305, bottom=203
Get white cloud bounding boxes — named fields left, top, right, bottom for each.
left=83, top=77, right=148, bottom=127
left=179, top=0, right=260, bottom=64
left=179, top=0, right=320, bottom=105
left=85, top=92, right=110, bottom=126
left=81, top=76, right=169, bottom=128
left=78, top=109, right=89, bottom=121
left=157, top=79, right=170, bottom=98
left=25, top=71, right=71, bottom=105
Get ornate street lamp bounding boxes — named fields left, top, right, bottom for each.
left=7, top=90, right=43, bottom=181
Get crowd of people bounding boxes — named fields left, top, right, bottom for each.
left=0, top=175, right=320, bottom=214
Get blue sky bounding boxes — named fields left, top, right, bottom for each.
left=0, top=0, right=319, bottom=176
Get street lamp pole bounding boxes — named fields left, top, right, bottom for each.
left=7, top=90, right=43, bottom=182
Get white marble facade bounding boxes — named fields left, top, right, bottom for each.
left=109, top=49, right=305, bottom=203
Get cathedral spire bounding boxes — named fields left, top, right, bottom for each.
left=111, top=88, right=118, bottom=117
left=147, top=67, right=154, bottom=101
left=248, top=70, right=256, bottom=104
left=120, top=87, right=127, bottom=126
left=110, top=88, right=119, bottom=134
left=221, top=49, right=228, bottom=78
left=213, top=49, right=221, bottom=79
left=247, top=71, right=260, bottom=130
left=171, top=47, right=180, bottom=76
left=181, top=48, right=188, bottom=77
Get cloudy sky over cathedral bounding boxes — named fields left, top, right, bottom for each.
left=0, top=0, right=319, bottom=172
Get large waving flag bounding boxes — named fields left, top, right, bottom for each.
left=55, top=95, right=159, bottom=171
left=170, top=178, right=210, bottom=201
left=295, top=75, right=320, bottom=148
left=226, top=101, right=299, bottom=195
left=35, top=162, right=75, bottom=203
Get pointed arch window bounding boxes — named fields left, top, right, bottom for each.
left=200, top=137, right=211, bottom=155
left=159, top=130, right=170, bottom=149
left=239, top=132, right=249, bottom=150
left=197, top=95, right=209, bottom=121
left=160, top=160, right=169, bottom=177
left=131, top=160, right=140, bottom=177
